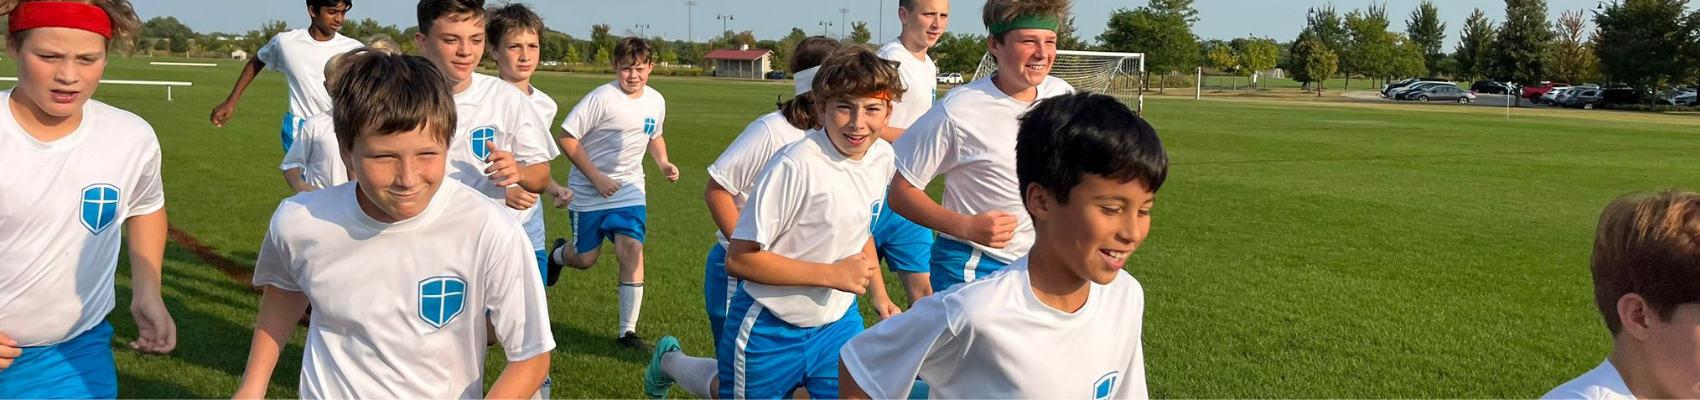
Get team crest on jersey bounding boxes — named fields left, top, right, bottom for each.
left=80, top=184, right=121, bottom=234
left=418, top=276, right=468, bottom=329
left=869, top=200, right=884, bottom=232
left=642, top=117, right=657, bottom=135
left=471, top=126, right=499, bottom=161
left=1093, top=371, right=1121, bottom=400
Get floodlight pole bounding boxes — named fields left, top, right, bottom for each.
left=841, top=8, right=850, bottom=40
left=684, top=1, right=696, bottom=42
left=879, top=0, right=885, bottom=40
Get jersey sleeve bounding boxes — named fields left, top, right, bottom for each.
left=730, top=155, right=805, bottom=249
left=252, top=206, right=301, bottom=291
left=705, top=119, right=785, bottom=197
left=482, top=220, right=557, bottom=361
left=890, top=108, right=959, bottom=189
left=560, top=91, right=602, bottom=140
left=279, top=127, right=312, bottom=171
left=126, top=142, right=166, bottom=218
left=256, top=34, right=284, bottom=72
left=840, top=291, right=958, bottom=400
left=504, top=91, right=561, bottom=166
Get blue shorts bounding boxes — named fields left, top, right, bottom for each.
left=280, top=111, right=306, bottom=153
left=718, top=285, right=862, bottom=400
left=929, top=238, right=1011, bottom=292
left=535, top=249, right=548, bottom=284
left=569, top=206, right=647, bottom=254
left=703, top=243, right=738, bottom=351
left=872, top=198, right=934, bottom=274
left=0, top=322, right=117, bottom=399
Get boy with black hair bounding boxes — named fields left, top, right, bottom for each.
left=888, top=0, right=1075, bottom=293
left=550, top=36, right=679, bottom=351
left=841, top=92, right=1164, bottom=400
left=1542, top=190, right=1700, bottom=400
left=211, top=0, right=363, bottom=154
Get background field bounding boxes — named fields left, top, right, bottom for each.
left=36, top=56, right=1700, bottom=398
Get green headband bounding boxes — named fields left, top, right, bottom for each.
left=989, top=14, right=1060, bottom=35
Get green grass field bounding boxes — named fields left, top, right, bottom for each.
left=27, top=56, right=1700, bottom=398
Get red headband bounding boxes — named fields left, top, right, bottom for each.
left=8, top=2, right=113, bottom=39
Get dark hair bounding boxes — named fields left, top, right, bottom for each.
left=485, top=2, right=543, bottom=47
left=307, top=0, right=351, bottom=12
left=1591, top=190, right=1700, bottom=335
left=1, top=0, right=142, bottom=51
left=790, top=45, right=906, bottom=131
left=982, top=0, right=1070, bottom=42
left=1017, top=92, right=1167, bottom=204
left=778, top=36, right=843, bottom=128
left=331, top=52, right=457, bottom=154
left=613, top=36, right=654, bottom=67
left=417, top=0, right=484, bottom=35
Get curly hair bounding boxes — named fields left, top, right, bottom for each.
left=791, top=45, right=907, bottom=130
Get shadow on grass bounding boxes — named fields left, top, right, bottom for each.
left=550, top=321, right=648, bottom=364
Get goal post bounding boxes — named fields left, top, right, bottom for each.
left=972, top=49, right=1146, bottom=114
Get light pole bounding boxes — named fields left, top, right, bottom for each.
left=717, top=14, right=734, bottom=38
left=878, top=0, right=885, bottom=40
left=819, top=21, right=834, bottom=37
left=636, top=24, right=650, bottom=37
left=684, top=1, right=696, bottom=42
left=840, top=8, right=850, bottom=40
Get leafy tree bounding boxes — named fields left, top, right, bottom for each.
left=1302, top=37, right=1340, bottom=96
left=594, top=46, right=611, bottom=64
left=1057, top=16, right=1090, bottom=50
left=931, top=32, right=987, bottom=76
left=564, top=45, right=581, bottom=64
left=1343, top=5, right=1393, bottom=88
left=540, top=30, right=572, bottom=63
left=1100, top=0, right=1200, bottom=93
left=1233, top=38, right=1279, bottom=88
left=590, top=24, right=615, bottom=58
left=850, top=21, right=872, bottom=44
left=1454, top=8, right=1496, bottom=81
left=1390, top=33, right=1429, bottom=79
left=1549, top=9, right=1599, bottom=84
left=1492, top=0, right=1555, bottom=92
left=1405, top=1, right=1448, bottom=75
left=1594, top=0, right=1690, bottom=90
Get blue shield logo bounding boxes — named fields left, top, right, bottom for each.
left=642, top=117, right=657, bottom=135
left=1093, top=371, right=1120, bottom=400
left=869, top=200, right=884, bottom=233
left=470, top=126, right=498, bottom=161
left=80, top=184, right=120, bottom=234
left=418, top=276, right=467, bottom=329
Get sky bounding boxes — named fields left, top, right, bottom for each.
left=143, top=0, right=1613, bottom=49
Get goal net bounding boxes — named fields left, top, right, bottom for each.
left=972, top=49, right=1146, bottom=114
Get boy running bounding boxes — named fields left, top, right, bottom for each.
left=889, top=0, right=1075, bottom=292
left=210, top=0, right=363, bottom=154
left=279, top=38, right=400, bottom=193
left=874, top=0, right=950, bottom=302
left=233, top=50, right=553, bottom=400
left=841, top=92, right=1165, bottom=400
left=485, top=2, right=572, bottom=284
left=549, top=36, right=680, bottom=351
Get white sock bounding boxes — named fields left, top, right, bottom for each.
left=618, top=283, right=644, bottom=335
left=550, top=246, right=566, bottom=265
left=662, top=351, right=719, bottom=399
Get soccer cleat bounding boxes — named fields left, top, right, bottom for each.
left=617, top=331, right=653, bottom=352
left=643, top=335, right=681, bottom=399
left=546, top=238, right=567, bottom=286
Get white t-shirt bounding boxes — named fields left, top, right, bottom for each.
left=561, top=82, right=666, bottom=212
left=0, top=92, right=164, bottom=347
left=892, top=75, right=1074, bottom=263
left=278, top=111, right=347, bottom=191
left=514, top=86, right=560, bottom=251
left=731, top=132, right=894, bottom=328
left=877, top=40, right=939, bottom=130
left=256, top=29, right=363, bottom=119
left=448, top=74, right=560, bottom=221
left=841, top=258, right=1148, bottom=399
left=1542, top=361, right=1636, bottom=400
left=705, top=111, right=808, bottom=248
left=253, top=181, right=555, bottom=399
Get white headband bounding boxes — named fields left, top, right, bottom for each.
left=793, top=66, right=821, bottom=95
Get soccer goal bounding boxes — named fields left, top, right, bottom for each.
left=972, top=49, right=1146, bottom=114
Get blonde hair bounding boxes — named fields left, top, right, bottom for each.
left=363, top=34, right=401, bottom=54
left=1, top=0, right=141, bottom=51
left=981, top=0, right=1070, bottom=41
left=325, top=46, right=396, bottom=97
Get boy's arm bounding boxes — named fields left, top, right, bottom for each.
left=878, top=126, right=907, bottom=143
left=283, top=168, right=315, bottom=193
left=486, top=353, right=550, bottom=399
left=516, top=163, right=550, bottom=193
left=557, top=135, right=620, bottom=197
left=703, top=180, right=739, bottom=240
left=648, top=136, right=680, bottom=182
left=838, top=293, right=955, bottom=400
left=838, top=362, right=873, bottom=400
left=211, top=57, right=267, bottom=127
left=863, top=237, right=902, bottom=320
left=889, top=177, right=1016, bottom=249
left=727, top=239, right=876, bottom=294
left=233, top=286, right=309, bottom=399
left=125, top=209, right=176, bottom=354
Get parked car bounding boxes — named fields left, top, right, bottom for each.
left=1470, top=81, right=1516, bottom=94
left=1540, top=86, right=1582, bottom=105
left=936, top=72, right=964, bottom=84
left=1399, top=85, right=1476, bottom=103
left=1562, top=89, right=1605, bottom=109
left=1662, top=90, right=1697, bottom=106
left=1522, top=82, right=1570, bottom=100
left=1387, top=81, right=1452, bottom=99
left=1382, top=77, right=1451, bottom=97
left=766, top=70, right=787, bottom=80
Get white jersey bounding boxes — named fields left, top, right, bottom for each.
left=253, top=181, right=555, bottom=400
left=449, top=74, right=560, bottom=222
left=515, top=86, right=560, bottom=250
left=0, top=92, right=164, bottom=347
left=705, top=111, right=808, bottom=248
left=256, top=29, right=363, bottom=119
left=841, top=258, right=1148, bottom=399
left=561, top=82, right=666, bottom=212
left=877, top=40, right=939, bottom=130
left=892, top=75, right=1074, bottom=263
left=731, top=132, right=894, bottom=328
left=278, top=111, right=347, bottom=191
left=1541, top=361, right=1636, bottom=400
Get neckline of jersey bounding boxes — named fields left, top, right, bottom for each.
left=0, top=90, right=96, bottom=153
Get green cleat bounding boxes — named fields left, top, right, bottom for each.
left=643, top=335, right=682, bottom=399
